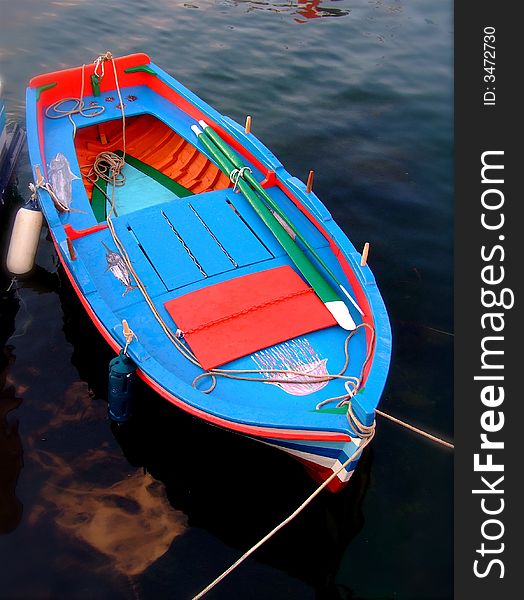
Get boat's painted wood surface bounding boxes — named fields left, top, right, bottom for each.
left=25, top=54, right=392, bottom=490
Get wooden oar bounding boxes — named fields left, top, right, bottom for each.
left=198, top=120, right=364, bottom=316
left=191, top=125, right=356, bottom=330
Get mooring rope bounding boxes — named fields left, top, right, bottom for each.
left=191, top=406, right=376, bottom=600
left=375, top=409, right=454, bottom=449
left=191, top=400, right=453, bottom=599
left=29, top=179, right=70, bottom=213
left=122, top=319, right=137, bottom=356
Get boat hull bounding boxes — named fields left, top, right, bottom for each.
left=26, top=54, right=392, bottom=491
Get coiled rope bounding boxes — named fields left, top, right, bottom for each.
left=45, top=62, right=105, bottom=138
left=38, top=57, right=109, bottom=211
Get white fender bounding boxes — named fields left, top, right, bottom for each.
left=6, top=207, right=43, bottom=274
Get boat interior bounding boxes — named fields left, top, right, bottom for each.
left=36, top=82, right=371, bottom=427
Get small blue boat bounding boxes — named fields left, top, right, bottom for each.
left=0, top=79, right=24, bottom=205
left=25, top=53, right=391, bottom=491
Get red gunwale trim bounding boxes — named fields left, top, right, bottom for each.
left=51, top=231, right=352, bottom=444
left=260, top=170, right=278, bottom=188
left=29, top=53, right=151, bottom=89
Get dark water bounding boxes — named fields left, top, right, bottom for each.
left=0, top=1, right=453, bottom=598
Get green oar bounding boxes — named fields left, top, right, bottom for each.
left=198, top=120, right=363, bottom=316
left=191, top=125, right=355, bottom=330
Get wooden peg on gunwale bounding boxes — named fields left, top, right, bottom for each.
left=360, top=242, right=370, bottom=267
left=35, top=165, right=44, bottom=186
left=306, top=170, right=314, bottom=193
left=245, top=115, right=252, bottom=134
left=66, top=237, right=77, bottom=261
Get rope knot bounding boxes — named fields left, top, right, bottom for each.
left=94, top=51, right=114, bottom=79
left=29, top=182, right=38, bottom=202
left=30, top=177, right=71, bottom=213
left=346, top=400, right=376, bottom=440
left=229, top=166, right=252, bottom=191
left=122, top=319, right=138, bottom=355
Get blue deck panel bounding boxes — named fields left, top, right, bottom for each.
left=223, top=192, right=284, bottom=258
left=189, top=190, right=273, bottom=267
left=124, top=207, right=206, bottom=291
left=72, top=226, right=172, bottom=310
left=161, top=201, right=236, bottom=277
left=110, top=219, right=168, bottom=298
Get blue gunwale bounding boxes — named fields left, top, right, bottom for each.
left=25, top=55, right=392, bottom=451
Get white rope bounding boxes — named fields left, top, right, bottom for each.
left=191, top=393, right=454, bottom=600
left=6, top=277, right=17, bottom=293
left=191, top=399, right=453, bottom=599
left=45, top=63, right=104, bottom=138
left=375, top=409, right=454, bottom=449
left=30, top=179, right=70, bottom=213
left=229, top=166, right=252, bottom=191
left=122, top=319, right=137, bottom=355
left=94, top=53, right=108, bottom=79
left=192, top=402, right=375, bottom=600
left=104, top=51, right=127, bottom=157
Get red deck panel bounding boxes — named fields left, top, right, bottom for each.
left=164, top=266, right=336, bottom=370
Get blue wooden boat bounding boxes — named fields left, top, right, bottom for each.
left=25, top=53, right=391, bottom=491
left=0, top=79, right=24, bottom=205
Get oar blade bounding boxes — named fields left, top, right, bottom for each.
left=325, top=300, right=356, bottom=331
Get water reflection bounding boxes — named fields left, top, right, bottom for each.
left=0, top=265, right=188, bottom=576
left=30, top=447, right=187, bottom=575
left=24, top=377, right=188, bottom=576
left=113, top=401, right=373, bottom=593
left=0, top=194, right=23, bottom=536
left=224, top=0, right=350, bottom=21
left=295, top=0, right=350, bottom=23
left=0, top=310, right=23, bottom=535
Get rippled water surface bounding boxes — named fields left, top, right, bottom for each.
left=1, top=1, right=452, bottom=598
